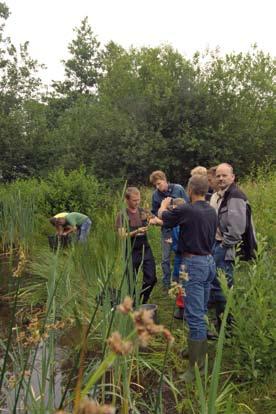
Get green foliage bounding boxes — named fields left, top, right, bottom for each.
left=0, top=10, right=275, bottom=182
left=242, top=165, right=276, bottom=246
left=1, top=9, right=276, bottom=412
left=0, top=2, right=9, bottom=20
left=2, top=171, right=276, bottom=412
left=0, top=168, right=109, bottom=250
left=223, top=171, right=276, bottom=380
left=42, top=167, right=102, bottom=217
left=0, top=185, right=37, bottom=248
left=52, top=16, right=101, bottom=96
left=229, top=243, right=276, bottom=380
left=0, top=3, right=45, bottom=180
left=48, top=39, right=276, bottom=183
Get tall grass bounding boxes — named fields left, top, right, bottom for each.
left=1, top=170, right=276, bottom=412
left=0, top=189, right=36, bottom=251
left=0, top=193, right=174, bottom=412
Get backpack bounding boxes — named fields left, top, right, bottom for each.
left=239, top=202, right=257, bottom=261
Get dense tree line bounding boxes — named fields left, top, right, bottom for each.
left=0, top=4, right=275, bottom=183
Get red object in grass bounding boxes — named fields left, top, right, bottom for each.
left=176, top=288, right=185, bottom=309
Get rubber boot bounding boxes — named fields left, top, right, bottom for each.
left=215, top=301, right=225, bottom=332
left=182, top=334, right=213, bottom=359
left=216, top=301, right=234, bottom=338
left=181, top=347, right=189, bottom=359
left=174, top=307, right=185, bottom=320
left=141, top=282, right=155, bottom=304
left=180, top=338, right=207, bottom=383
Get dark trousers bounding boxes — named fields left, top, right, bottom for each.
left=210, top=241, right=234, bottom=329
left=172, top=253, right=182, bottom=282
left=132, top=245, right=157, bottom=303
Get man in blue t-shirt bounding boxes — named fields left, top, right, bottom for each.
left=149, top=170, right=189, bottom=289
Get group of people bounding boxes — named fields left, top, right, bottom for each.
left=116, top=163, right=257, bottom=382
left=49, top=163, right=257, bottom=382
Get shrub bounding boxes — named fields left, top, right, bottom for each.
left=42, top=167, right=102, bottom=217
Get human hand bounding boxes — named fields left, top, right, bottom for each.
left=161, top=197, right=172, bottom=210
left=149, top=217, right=160, bottom=225
left=136, top=226, right=148, bottom=234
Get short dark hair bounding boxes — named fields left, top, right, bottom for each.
left=50, top=217, right=65, bottom=226
left=207, top=166, right=217, bottom=176
left=188, top=175, right=208, bottom=196
left=49, top=217, right=58, bottom=226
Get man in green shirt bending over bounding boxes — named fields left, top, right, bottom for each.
left=55, top=212, right=92, bottom=242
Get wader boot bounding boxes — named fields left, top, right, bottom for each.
left=180, top=338, right=207, bottom=383
left=181, top=347, right=189, bottom=359
left=216, top=301, right=234, bottom=338
left=174, top=307, right=185, bottom=320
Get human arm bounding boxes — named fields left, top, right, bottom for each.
left=62, top=226, right=77, bottom=236
left=158, top=200, right=184, bottom=228
left=177, top=185, right=189, bottom=203
left=117, top=226, right=148, bottom=238
left=151, top=192, right=160, bottom=216
left=149, top=216, right=163, bottom=226
left=54, top=224, right=64, bottom=236
left=157, top=197, right=172, bottom=218
left=221, top=198, right=247, bottom=248
left=171, top=184, right=189, bottom=203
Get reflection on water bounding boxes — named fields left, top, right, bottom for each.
left=0, top=256, right=71, bottom=412
left=0, top=255, right=14, bottom=338
left=1, top=340, right=67, bottom=412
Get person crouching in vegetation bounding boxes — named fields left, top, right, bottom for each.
left=49, top=212, right=69, bottom=233
left=116, top=187, right=157, bottom=304
left=158, top=175, right=217, bottom=382
left=50, top=212, right=92, bottom=242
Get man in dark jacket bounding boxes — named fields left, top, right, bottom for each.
left=210, top=163, right=257, bottom=330
left=149, top=170, right=189, bottom=289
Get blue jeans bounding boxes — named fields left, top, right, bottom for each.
left=161, top=232, right=172, bottom=287
left=182, top=255, right=216, bottom=340
left=210, top=241, right=234, bottom=304
left=172, top=253, right=181, bottom=282
left=77, top=218, right=92, bottom=242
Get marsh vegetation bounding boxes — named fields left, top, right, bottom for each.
left=0, top=168, right=276, bottom=413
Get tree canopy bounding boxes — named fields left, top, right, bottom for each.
left=0, top=4, right=275, bottom=183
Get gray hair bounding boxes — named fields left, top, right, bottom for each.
left=188, top=175, right=208, bottom=196
left=216, top=163, right=234, bottom=174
